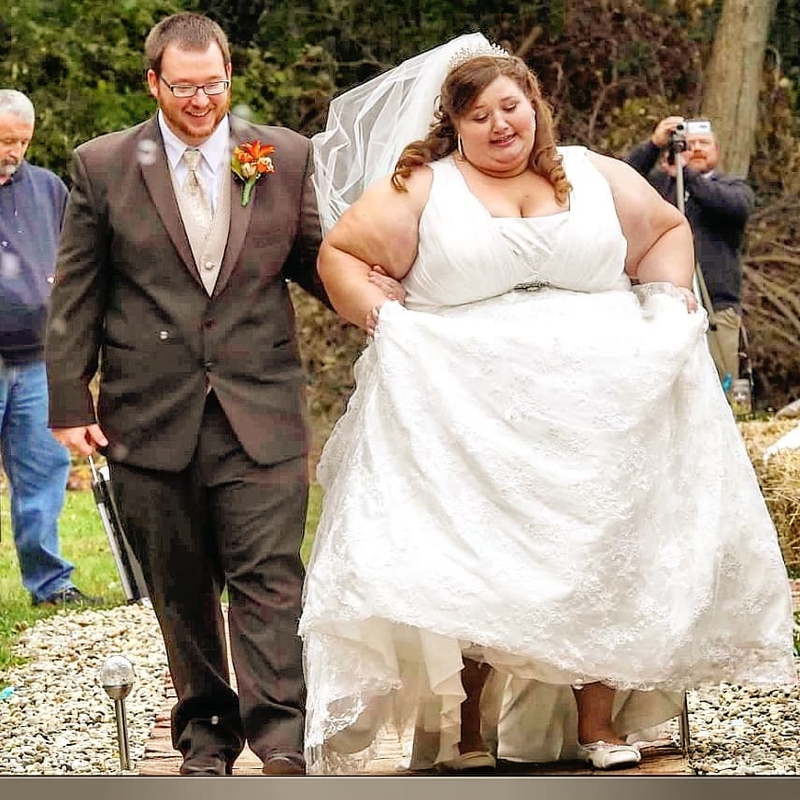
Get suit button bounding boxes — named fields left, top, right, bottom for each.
left=158, top=330, right=169, bottom=340
left=203, top=261, right=216, bottom=271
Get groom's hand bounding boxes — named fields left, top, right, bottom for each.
left=368, top=265, right=407, bottom=305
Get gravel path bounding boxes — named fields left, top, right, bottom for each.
left=0, top=600, right=797, bottom=775
left=0, top=602, right=166, bottom=775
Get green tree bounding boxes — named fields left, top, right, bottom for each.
left=203, top=1, right=553, bottom=93
left=0, top=0, right=337, bottom=175
left=0, top=0, right=190, bottom=179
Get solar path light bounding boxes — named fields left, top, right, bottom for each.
left=99, top=655, right=135, bottom=771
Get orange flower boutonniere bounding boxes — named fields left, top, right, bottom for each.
left=231, top=140, right=275, bottom=207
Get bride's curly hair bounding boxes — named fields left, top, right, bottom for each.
left=392, top=55, right=570, bottom=205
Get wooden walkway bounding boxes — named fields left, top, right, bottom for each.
left=139, top=581, right=800, bottom=776
left=139, top=674, right=690, bottom=776
left=139, top=629, right=691, bottom=776
left=141, top=719, right=690, bottom=776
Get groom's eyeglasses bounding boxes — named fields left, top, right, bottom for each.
left=158, top=75, right=230, bottom=98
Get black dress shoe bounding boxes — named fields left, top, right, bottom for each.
left=179, top=754, right=233, bottom=776
left=33, top=587, right=104, bottom=608
left=261, top=753, right=305, bottom=775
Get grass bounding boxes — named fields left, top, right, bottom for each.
left=0, top=490, right=123, bottom=676
left=0, top=482, right=322, bottom=683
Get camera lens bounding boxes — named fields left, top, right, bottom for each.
left=676, top=123, right=685, bottom=131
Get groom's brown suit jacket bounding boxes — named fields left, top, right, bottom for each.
left=46, top=115, right=325, bottom=470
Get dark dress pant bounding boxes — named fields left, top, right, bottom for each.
left=109, top=392, right=307, bottom=763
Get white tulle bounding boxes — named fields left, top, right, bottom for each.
left=300, top=146, right=797, bottom=774
left=312, top=32, right=491, bottom=234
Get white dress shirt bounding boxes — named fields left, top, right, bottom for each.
left=158, top=111, right=230, bottom=213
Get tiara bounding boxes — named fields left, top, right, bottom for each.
left=447, top=40, right=511, bottom=71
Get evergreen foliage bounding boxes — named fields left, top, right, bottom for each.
left=1, top=1, right=798, bottom=410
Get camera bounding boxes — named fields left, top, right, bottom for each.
left=667, top=119, right=712, bottom=162
left=677, top=119, right=712, bottom=136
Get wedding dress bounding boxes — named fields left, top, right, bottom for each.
left=299, top=146, right=797, bottom=774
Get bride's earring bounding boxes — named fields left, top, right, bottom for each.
left=457, top=134, right=464, bottom=159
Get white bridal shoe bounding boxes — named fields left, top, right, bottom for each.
left=576, top=741, right=642, bottom=770
left=441, top=750, right=497, bottom=772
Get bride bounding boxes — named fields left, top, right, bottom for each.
left=299, top=34, right=797, bottom=774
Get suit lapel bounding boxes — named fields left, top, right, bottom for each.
left=138, top=118, right=203, bottom=288
left=214, top=118, right=254, bottom=297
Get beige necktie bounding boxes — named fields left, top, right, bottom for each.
left=182, top=148, right=212, bottom=229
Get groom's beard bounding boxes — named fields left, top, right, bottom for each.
left=158, top=93, right=231, bottom=146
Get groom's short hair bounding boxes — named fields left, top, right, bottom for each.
left=144, top=12, right=231, bottom=75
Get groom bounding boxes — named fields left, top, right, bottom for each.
left=45, top=12, right=327, bottom=776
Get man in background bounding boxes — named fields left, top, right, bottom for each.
left=0, top=89, right=99, bottom=607
left=626, top=115, right=755, bottom=385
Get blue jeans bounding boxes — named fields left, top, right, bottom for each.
left=0, top=359, right=73, bottom=602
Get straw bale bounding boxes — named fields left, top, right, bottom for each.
left=738, top=419, right=800, bottom=573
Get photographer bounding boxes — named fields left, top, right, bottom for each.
left=626, top=116, right=755, bottom=385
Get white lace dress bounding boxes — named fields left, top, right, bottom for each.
left=299, top=148, right=797, bottom=773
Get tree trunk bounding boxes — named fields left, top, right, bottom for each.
left=702, top=0, right=777, bottom=177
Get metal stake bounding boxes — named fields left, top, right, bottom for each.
left=114, top=697, right=131, bottom=770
